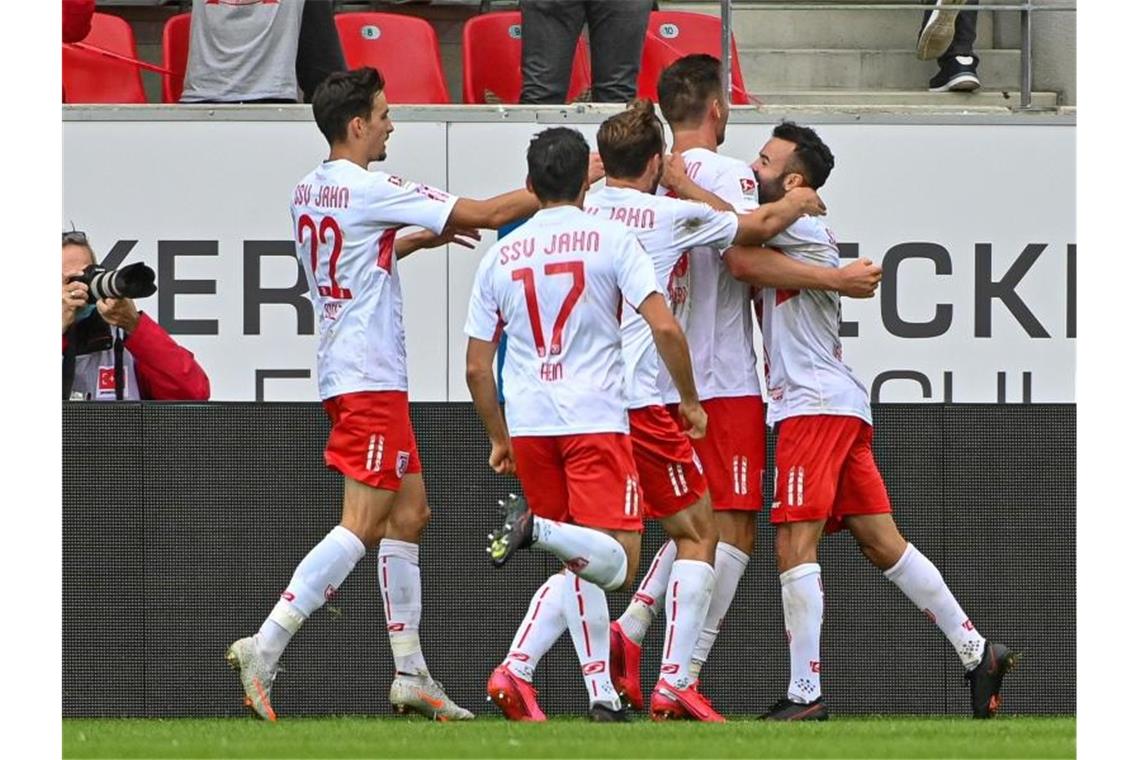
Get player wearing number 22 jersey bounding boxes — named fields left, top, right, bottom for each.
left=227, top=67, right=538, bottom=724
left=744, top=121, right=1019, bottom=722
left=466, top=127, right=706, bottom=722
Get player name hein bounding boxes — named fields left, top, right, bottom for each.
left=499, top=230, right=601, bottom=264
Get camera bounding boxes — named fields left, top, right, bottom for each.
left=68, top=262, right=157, bottom=303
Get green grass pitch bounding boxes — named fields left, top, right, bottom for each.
left=64, top=715, right=1075, bottom=759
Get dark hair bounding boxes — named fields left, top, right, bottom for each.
left=311, top=67, right=386, bottom=145
left=772, top=121, right=835, bottom=189
left=597, top=99, right=664, bottom=180
left=526, top=127, right=590, bottom=203
left=657, top=54, right=723, bottom=126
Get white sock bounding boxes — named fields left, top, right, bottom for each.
left=781, top=563, right=824, bottom=704
left=504, top=573, right=569, bottom=682
left=378, top=538, right=430, bottom=678
left=617, top=540, right=676, bottom=645
left=255, top=525, right=365, bottom=669
left=885, top=543, right=987, bottom=669
left=689, top=541, right=749, bottom=678
left=659, top=559, right=715, bottom=688
left=564, top=574, right=621, bottom=709
left=532, top=516, right=628, bottom=591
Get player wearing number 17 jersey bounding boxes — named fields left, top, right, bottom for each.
left=465, top=127, right=706, bottom=722
left=742, top=122, right=1019, bottom=721
left=226, top=67, right=539, bottom=722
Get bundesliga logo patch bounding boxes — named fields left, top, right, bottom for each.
left=739, top=177, right=758, bottom=197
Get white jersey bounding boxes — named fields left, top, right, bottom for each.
left=584, top=184, right=738, bottom=409
left=290, top=159, right=458, bottom=400
left=756, top=216, right=872, bottom=426
left=657, top=147, right=762, bottom=403
left=465, top=205, right=661, bottom=437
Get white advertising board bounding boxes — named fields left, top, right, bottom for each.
left=63, top=108, right=1074, bottom=403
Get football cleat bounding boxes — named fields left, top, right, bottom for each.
left=225, top=636, right=278, bottom=722
left=609, top=622, right=645, bottom=710
left=966, top=641, right=1021, bottom=719
left=588, top=701, right=629, bottom=722
left=390, top=673, right=474, bottom=721
left=487, top=493, right=536, bottom=568
left=763, top=697, right=829, bottom=721
left=649, top=679, right=725, bottom=722
left=486, top=665, right=546, bottom=721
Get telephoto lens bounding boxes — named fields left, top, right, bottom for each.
left=71, top=262, right=158, bottom=303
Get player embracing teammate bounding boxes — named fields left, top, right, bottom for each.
left=227, top=66, right=540, bottom=722
left=734, top=121, right=1019, bottom=720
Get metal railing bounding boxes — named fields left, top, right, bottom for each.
left=714, top=1, right=1076, bottom=110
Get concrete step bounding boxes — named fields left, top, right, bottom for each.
left=752, top=89, right=1057, bottom=109
left=660, top=1, right=998, bottom=50
left=738, top=48, right=1023, bottom=91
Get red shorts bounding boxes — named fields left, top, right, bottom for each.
left=669, top=395, right=765, bottom=512
left=322, top=391, right=422, bottom=491
left=770, top=415, right=892, bottom=533
left=511, top=433, right=644, bottom=533
left=629, top=405, right=708, bottom=519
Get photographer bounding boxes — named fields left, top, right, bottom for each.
left=62, top=231, right=210, bottom=401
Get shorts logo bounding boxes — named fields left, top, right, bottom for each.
left=396, top=451, right=411, bottom=479
left=624, top=476, right=640, bottom=516
left=581, top=660, right=607, bottom=675
left=785, top=465, right=805, bottom=507
left=666, top=463, right=689, bottom=497
left=366, top=434, right=385, bottom=473
left=732, top=456, right=750, bottom=496
left=658, top=23, right=680, bottom=39
left=660, top=663, right=680, bottom=675
left=564, top=557, right=590, bottom=573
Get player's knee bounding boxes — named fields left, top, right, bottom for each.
left=388, top=501, right=431, bottom=541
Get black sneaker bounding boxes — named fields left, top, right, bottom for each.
left=486, top=493, right=535, bottom=568
left=588, top=702, right=629, bottom=722
left=966, top=641, right=1021, bottom=719
left=917, top=0, right=969, bottom=61
left=929, top=55, right=982, bottom=92
left=762, top=697, right=829, bottom=721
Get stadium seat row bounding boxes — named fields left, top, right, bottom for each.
left=62, top=10, right=750, bottom=106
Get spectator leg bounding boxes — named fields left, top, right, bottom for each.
left=941, top=0, right=980, bottom=65
left=585, top=0, right=653, bottom=104
left=520, top=0, right=585, bottom=104
left=297, top=0, right=347, bottom=103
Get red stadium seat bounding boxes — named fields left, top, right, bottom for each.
left=334, top=12, right=451, bottom=104
left=637, top=11, right=751, bottom=106
left=462, top=11, right=591, bottom=105
left=161, top=13, right=191, bottom=104
left=62, top=12, right=147, bottom=104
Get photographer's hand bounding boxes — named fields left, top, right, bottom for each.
left=62, top=275, right=88, bottom=333
left=97, top=298, right=140, bottom=334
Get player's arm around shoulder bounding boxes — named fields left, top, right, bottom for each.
left=723, top=243, right=881, bottom=299
left=448, top=188, right=540, bottom=232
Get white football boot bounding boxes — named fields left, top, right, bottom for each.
left=390, top=673, right=474, bottom=721
left=225, top=636, right=278, bottom=721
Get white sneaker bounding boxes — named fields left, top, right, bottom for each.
left=390, top=673, right=474, bottom=721
left=917, top=0, right=968, bottom=61
left=225, top=636, right=278, bottom=721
